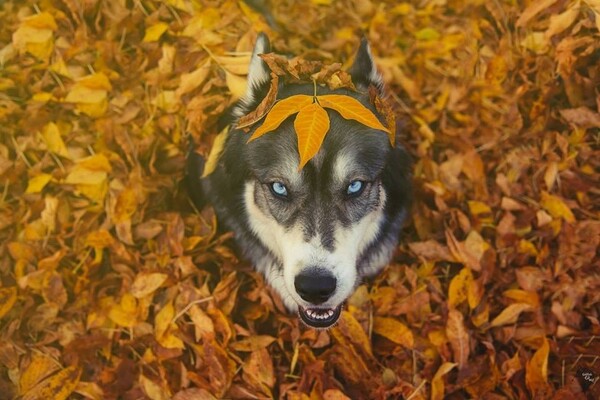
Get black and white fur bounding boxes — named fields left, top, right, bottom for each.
left=187, top=34, right=412, bottom=328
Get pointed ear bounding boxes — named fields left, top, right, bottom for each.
left=349, top=37, right=384, bottom=91
left=244, top=32, right=271, bottom=99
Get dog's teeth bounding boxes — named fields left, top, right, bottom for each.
left=328, top=309, right=334, bottom=317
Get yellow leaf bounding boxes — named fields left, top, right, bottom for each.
left=248, top=95, right=313, bottom=141
left=113, top=187, right=138, bottom=223
left=26, top=173, right=53, bottom=194
left=448, top=267, right=473, bottom=309
left=158, top=332, right=184, bottom=349
left=20, top=352, right=59, bottom=394
left=21, top=366, right=81, bottom=400
left=215, top=54, right=251, bottom=75
left=65, top=73, right=111, bottom=117
left=0, top=287, right=17, bottom=319
left=12, top=13, right=56, bottom=61
left=42, top=122, right=69, bottom=158
left=140, top=375, right=170, bottom=400
left=143, top=22, right=169, bottom=42
left=77, top=153, right=112, bottom=171
left=318, top=95, right=390, bottom=134
left=540, top=191, right=575, bottom=223
left=490, top=303, right=533, bottom=328
left=225, top=71, right=247, bottom=101
left=64, top=169, right=106, bottom=185
left=130, top=273, right=168, bottom=298
left=22, top=12, right=58, bottom=30
left=431, top=362, right=456, bottom=400
left=108, top=294, right=138, bottom=327
left=77, top=73, right=112, bottom=91
left=294, top=102, right=330, bottom=170
left=525, top=337, right=550, bottom=395
left=176, top=60, right=210, bottom=98
left=372, top=317, right=414, bottom=348
left=155, top=301, right=175, bottom=339
left=202, top=127, right=230, bottom=177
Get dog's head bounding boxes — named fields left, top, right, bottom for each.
left=230, top=35, right=411, bottom=328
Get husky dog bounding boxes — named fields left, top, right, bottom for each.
left=187, top=34, right=412, bottom=328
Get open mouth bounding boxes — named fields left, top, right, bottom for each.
left=298, top=304, right=343, bottom=328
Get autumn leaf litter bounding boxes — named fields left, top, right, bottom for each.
left=0, top=0, right=599, bottom=399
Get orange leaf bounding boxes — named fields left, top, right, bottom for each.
left=248, top=95, right=313, bottom=141
left=318, top=94, right=390, bottom=135
left=525, top=337, right=550, bottom=395
left=294, top=102, right=330, bottom=169
left=431, top=362, right=457, bottom=400
left=490, top=303, right=533, bottom=328
left=0, top=286, right=17, bottom=319
left=540, top=191, right=575, bottom=223
left=20, top=353, right=59, bottom=394
left=448, top=267, right=474, bottom=309
left=372, top=317, right=414, bottom=348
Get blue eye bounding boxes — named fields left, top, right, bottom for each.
left=347, top=180, right=364, bottom=195
left=270, top=182, right=288, bottom=197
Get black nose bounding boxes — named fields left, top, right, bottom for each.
left=294, top=269, right=336, bottom=304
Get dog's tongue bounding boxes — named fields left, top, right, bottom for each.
left=299, top=304, right=342, bottom=328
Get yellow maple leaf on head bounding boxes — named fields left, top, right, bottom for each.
left=246, top=92, right=392, bottom=170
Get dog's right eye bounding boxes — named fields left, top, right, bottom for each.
left=270, top=182, right=288, bottom=197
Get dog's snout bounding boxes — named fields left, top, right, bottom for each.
left=294, top=269, right=336, bottom=304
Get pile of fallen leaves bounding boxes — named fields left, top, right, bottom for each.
left=0, top=0, right=598, bottom=399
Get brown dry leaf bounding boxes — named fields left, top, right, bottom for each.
left=236, top=74, right=279, bottom=129
left=294, top=102, right=330, bottom=170
left=516, top=0, right=559, bottom=27
left=130, top=272, right=168, bottom=298
left=242, top=348, right=275, bottom=394
left=173, top=388, right=218, bottom=400
left=446, top=309, right=470, bottom=369
left=230, top=335, right=276, bottom=352
left=559, top=107, right=600, bottom=128
left=545, top=3, right=580, bottom=39
left=372, top=317, right=414, bottom=348
left=323, top=389, right=351, bottom=400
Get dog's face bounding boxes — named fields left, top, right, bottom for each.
left=198, top=35, right=411, bottom=328
left=243, top=100, right=392, bottom=327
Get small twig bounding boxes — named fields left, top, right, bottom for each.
left=405, top=379, right=426, bottom=400
left=171, top=297, right=214, bottom=323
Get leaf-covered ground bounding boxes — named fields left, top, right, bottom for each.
left=1, top=0, right=599, bottom=399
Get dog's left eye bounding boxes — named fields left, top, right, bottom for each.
left=270, top=182, right=288, bottom=197
left=346, top=180, right=364, bottom=196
